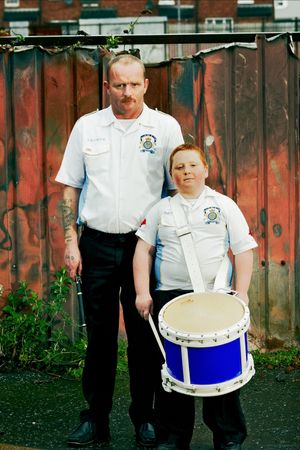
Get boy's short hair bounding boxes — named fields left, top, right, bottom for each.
left=169, top=143, right=208, bottom=175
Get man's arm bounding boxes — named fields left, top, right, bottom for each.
left=133, top=238, right=155, bottom=320
left=61, top=185, right=82, bottom=279
left=234, top=249, right=254, bottom=305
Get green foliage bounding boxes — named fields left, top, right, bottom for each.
left=104, top=8, right=152, bottom=54
left=252, top=346, right=300, bottom=368
left=66, top=338, right=128, bottom=380
left=0, top=270, right=128, bottom=379
left=11, top=31, right=25, bottom=45
left=0, top=268, right=72, bottom=370
left=65, top=337, right=87, bottom=379
left=104, top=35, right=123, bottom=51
left=117, top=338, right=128, bottom=374
left=123, top=9, right=152, bottom=35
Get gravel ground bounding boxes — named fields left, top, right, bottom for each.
left=0, top=366, right=299, bottom=450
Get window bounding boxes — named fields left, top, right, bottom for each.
left=158, top=0, right=175, bottom=5
left=274, top=0, right=288, bottom=8
left=274, top=0, right=300, bottom=19
left=205, top=17, right=234, bottom=32
left=80, top=0, right=99, bottom=6
left=9, top=21, right=29, bottom=36
left=5, top=0, right=20, bottom=7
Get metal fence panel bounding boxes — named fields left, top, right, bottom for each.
left=0, top=35, right=298, bottom=347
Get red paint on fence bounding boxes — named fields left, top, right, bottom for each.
left=0, top=36, right=298, bottom=346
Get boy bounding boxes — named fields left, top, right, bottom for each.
left=133, top=143, right=257, bottom=450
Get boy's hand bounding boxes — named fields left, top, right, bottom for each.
left=135, top=293, right=153, bottom=320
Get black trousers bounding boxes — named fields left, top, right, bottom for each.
left=79, top=227, right=160, bottom=429
left=153, top=289, right=248, bottom=448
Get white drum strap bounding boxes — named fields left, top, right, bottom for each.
left=170, top=196, right=205, bottom=293
left=213, top=257, right=230, bottom=292
left=170, top=195, right=230, bottom=293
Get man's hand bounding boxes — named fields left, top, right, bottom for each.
left=64, top=242, right=82, bottom=280
left=135, top=293, right=153, bottom=321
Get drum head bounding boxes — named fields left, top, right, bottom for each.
left=162, top=292, right=245, bottom=333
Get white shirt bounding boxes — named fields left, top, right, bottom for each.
left=55, top=104, right=184, bottom=233
left=136, top=187, right=258, bottom=291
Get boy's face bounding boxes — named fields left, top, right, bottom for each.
left=171, top=150, right=208, bottom=197
left=104, top=61, right=149, bottom=119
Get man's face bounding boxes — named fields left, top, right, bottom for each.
left=104, top=61, right=149, bottom=119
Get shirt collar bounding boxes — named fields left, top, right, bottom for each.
left=100, top=104, right=156, bottom=128
left=177, top=186, right=218, bottom=209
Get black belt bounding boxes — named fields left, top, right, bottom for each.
left=82, top=226, right=137, bottom=243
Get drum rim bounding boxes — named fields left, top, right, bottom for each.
left=161, top=354, right=255, bottom=397
left=158, top=291, right=250, bottom=345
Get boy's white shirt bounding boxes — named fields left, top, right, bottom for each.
left=136, top=186, right=258, bottom=291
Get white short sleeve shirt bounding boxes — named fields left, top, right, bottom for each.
left=136, top=187, right=258, bottom=291
left=55, top=104, right=184, bottom=233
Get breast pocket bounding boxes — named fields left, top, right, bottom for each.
left=83, top=144, right=110, bottom=176
left=159, top=214, right=177, bottom=241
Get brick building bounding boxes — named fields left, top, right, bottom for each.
left=0, top=1, right=299, bottom=37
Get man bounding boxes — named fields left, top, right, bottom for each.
left=55, top=54, right=184, bottom=448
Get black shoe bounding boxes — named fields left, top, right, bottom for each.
left=136, top=422, right=156, bottom=448
left=67, top=420, right=110, bottom=447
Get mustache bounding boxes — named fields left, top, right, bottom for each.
left=121, top=97, right=134, bottom=103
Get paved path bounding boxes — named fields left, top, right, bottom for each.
left=0, top=367, right=299, bottom=449
left=0, top=446, right=40, bottom=449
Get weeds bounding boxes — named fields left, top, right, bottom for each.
left=0, top=268, right=72, bottom=370
left=123, top=9, right=152, bottom=35
left=104, top=35, right=123, bottom=52
left=252, top=346, right=300, bottom=369
left=104, top=8, right=152, bottom=55
left=0, top=269, right=128, bottom=379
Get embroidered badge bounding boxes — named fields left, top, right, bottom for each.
left=140, top=134, right=157, bottom=154
left=204, top=207, right=221, bottom=224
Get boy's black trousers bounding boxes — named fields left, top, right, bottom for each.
left=153, top=289, right=248, bottom=448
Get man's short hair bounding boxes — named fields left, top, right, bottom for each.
left=107, top=54, right=146, bottom=81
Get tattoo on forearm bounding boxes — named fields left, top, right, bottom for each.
left=62, top=200, right=76, bottom=242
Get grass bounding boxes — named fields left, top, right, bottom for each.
left=117, top=338, right=128, bottom=373
left=252, top=346, right=300, bottom=369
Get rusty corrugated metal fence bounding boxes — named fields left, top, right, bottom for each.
left=0, top=35, right=299, bottom=347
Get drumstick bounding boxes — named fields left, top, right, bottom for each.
left=75, top=275, right=86, bottom=328
left=148, top=314, right=166, bottom=360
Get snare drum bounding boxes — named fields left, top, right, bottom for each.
left=158, top=291, right=255, bottom=397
